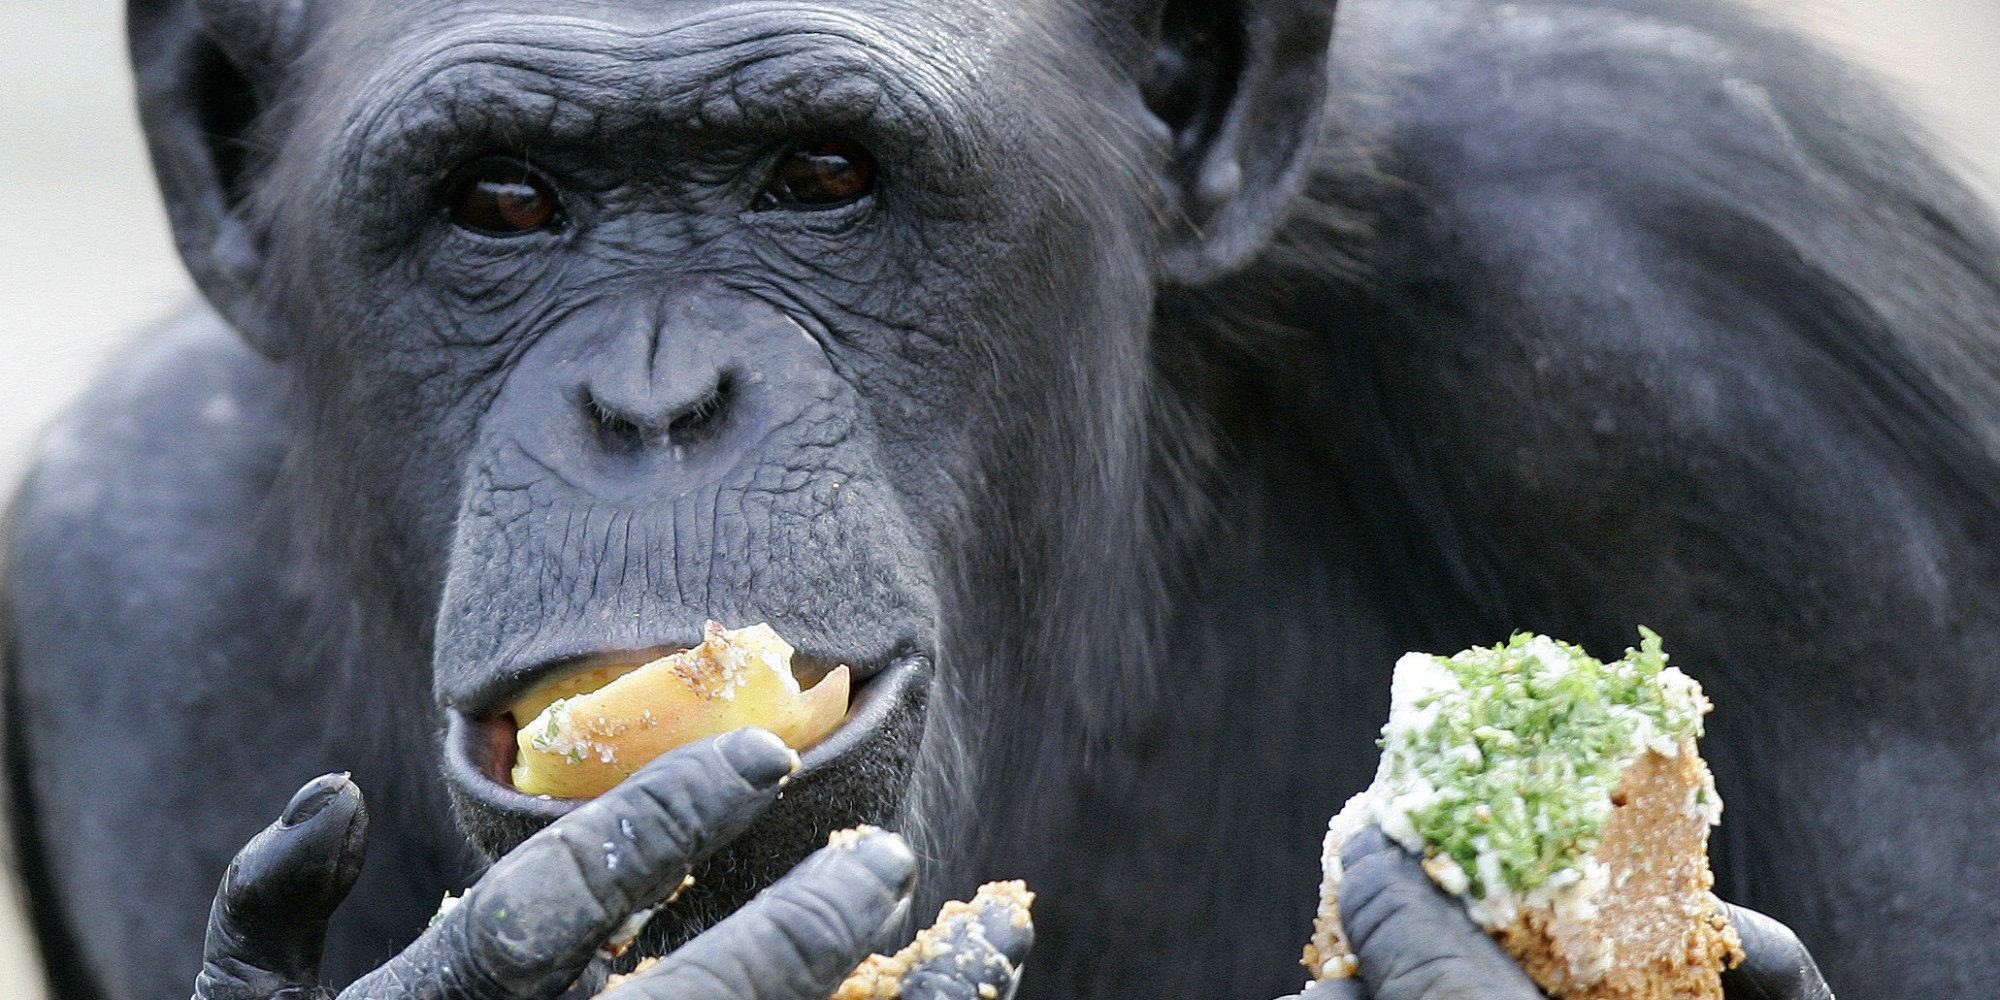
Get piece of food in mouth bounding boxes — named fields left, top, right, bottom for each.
left=510, top=621, right=850, bottom=798
left=1303, top=630, right=1743, bottom=1000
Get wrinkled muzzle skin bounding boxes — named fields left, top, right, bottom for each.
left=429, top=288, right=941, bottom=919
left=231, top=0, right=1164, bottom=944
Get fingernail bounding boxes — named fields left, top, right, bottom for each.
left=844, top=829, right=918, bottom=896
left=282, top=773, right=351, bottom=826
left=718, top=728, right=797, bottom=788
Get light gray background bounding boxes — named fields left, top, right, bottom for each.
left=2, top=1, right=1997, bottom=996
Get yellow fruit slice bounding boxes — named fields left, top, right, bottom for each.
left=511, top=622, right=851, bottom=798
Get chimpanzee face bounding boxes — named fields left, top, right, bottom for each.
left=233, top=0, right=1166, bottom=915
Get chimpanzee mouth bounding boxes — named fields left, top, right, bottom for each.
left=443, top=641, right=931, bottom=828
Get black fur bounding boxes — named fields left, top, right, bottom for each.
left=8, top=1, right=2000, bottom=999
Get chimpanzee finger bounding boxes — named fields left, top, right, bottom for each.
left=195, top=773, right=369, bottom=1000
left=347, top=728, right=798, bottom=1000
left=1719, top=904, right=1834, bottom=1000
left=596, top=828, right=918, bottom=1000
left=888, top=883, right=1034, bottom=1000
left=1338, top=826, right=1545, bottom=1000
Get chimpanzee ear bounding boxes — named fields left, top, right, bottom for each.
left=128, top=0, right=312, bottom=357
left=1136, top=0, right=1337, bottom=285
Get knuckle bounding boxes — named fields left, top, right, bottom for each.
left=1337, top=876, right=1404, bottom=946
left=604, top=737, right=778, bottom=859
left=763, top=887, right=876, bottom=969
left=1377, top=952, right=1457, bottom=996
left=623, top=770, right=718, bottom=858
left=447, top=841, right=617, bottom=994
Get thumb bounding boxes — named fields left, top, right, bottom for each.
left=1337, top=826, right=1544, bottom=1000
left=194, top=773, right=370, bottom=1000
left=1718, top=903, right=1834, bottom=1000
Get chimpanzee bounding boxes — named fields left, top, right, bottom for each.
left=7, top=0, right=1999, bottom=997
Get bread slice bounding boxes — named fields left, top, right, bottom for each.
left=1304, top=632, right=1742, bottom=1000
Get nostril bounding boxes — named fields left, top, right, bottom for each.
left=581, top=370, right=736, bottom=458
left=586, top=393, right=650, bottom=456
left=667, top=370, right=735, bottom=448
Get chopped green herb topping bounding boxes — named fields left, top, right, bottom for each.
left=531, top=698, right=570, bottom=752
left=1370, top=629, right=1708, bottom=903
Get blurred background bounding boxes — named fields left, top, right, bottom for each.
left=2, top=0, right=1997, bottom=996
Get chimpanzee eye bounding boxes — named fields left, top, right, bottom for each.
left=444, top=156, right=562, bottom=235
left=758, top=138, right=877, bottom=209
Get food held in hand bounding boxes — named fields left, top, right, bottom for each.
left=596, top=836, right=1033, bottom=1000
left=1304, top=630, right=1742, bottom=1000
left=832, top=877, right=1036, bottom=1000
left=511, top=621, right=849, bottom=798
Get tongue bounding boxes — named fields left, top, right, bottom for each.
left=509, top=621, right=851, bottom=798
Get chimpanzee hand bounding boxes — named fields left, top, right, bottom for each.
left=1276, top=827, right=1833, bottom=1000
left=192, top=728, right=1027, bottom=1000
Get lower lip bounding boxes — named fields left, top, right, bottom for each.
left=443, top=651, right=930, bottom=820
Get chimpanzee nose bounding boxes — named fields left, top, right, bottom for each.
left=582, top=364, right=736, bottom=457
left=573, top=296, right=752, bottom=460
